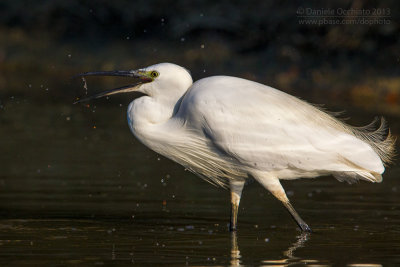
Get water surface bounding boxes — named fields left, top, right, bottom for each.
left=1, top=102, right=399, bottom=265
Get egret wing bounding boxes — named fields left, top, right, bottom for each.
left=178, top=76, right=384, bottom=181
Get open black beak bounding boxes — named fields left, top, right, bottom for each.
left=74, top=70, right=152, bottom=104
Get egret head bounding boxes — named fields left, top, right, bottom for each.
left=74, top=63, right=193, bottom=103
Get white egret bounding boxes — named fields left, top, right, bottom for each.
left=75, top=63, right=395, bottom=232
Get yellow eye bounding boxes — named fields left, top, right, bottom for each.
left=150, top=71, right=159, bottom=78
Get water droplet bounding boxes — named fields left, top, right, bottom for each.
left=264, top=238, right=270, bottom=242
left=200, top=44, right=205, bottom=49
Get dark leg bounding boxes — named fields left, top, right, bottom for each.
left=252, top=172, right=312, bottom=232
left=283, top=201, right=312, bottom=232
left=229, top=180, right=245, bottom=231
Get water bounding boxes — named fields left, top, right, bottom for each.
left=1, top=101, right=399, bottom=265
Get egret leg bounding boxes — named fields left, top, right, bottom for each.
left=282, top=200, right=312, bottom=232
left=252, top=172, right=312, bottom=232
left=229, top=180, right=245, bottom=231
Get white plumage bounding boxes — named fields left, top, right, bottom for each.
left=78, top=62, right=396, bottom=231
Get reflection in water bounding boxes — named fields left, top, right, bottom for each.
left=230, top=231, right=242, bottom=266
left=283, top=232, right=309, bottom=259
left=230, top=231, right=325, bottom=266
left=260, top=232, right=313, bottom=266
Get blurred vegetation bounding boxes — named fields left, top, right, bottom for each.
left=0, top=0, right=399, bottom=116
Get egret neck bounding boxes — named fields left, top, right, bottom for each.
left=127, top=66, right=193, bottom=144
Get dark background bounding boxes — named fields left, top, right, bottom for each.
left=0, top=1, right=399, bottom=265
left=1, top=0, right=399, bottom=116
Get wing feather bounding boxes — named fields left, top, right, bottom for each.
left=177, top=76, right=394, bottom=182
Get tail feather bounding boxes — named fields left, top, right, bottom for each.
left=350, top=117, right=396, bottom=166
left=333, top=117, right=395, bottom=184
